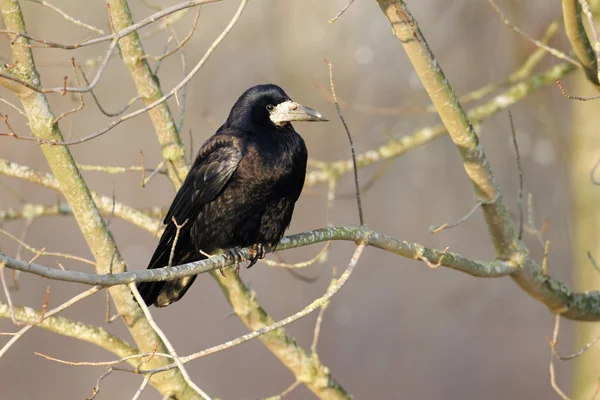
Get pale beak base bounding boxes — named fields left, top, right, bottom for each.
left=270, top=100, right=328, bottom=126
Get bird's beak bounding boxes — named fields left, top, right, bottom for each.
left=270, top=100, right=328, bottom=126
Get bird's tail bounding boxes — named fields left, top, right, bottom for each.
left=136, top=230, right=205, bottom=307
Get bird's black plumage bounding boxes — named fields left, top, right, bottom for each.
left=137, top=84, right=326, bottom=307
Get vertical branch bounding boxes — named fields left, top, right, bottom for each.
left=375, top=0, right=518, bottom=259
left=108, top=0, right=350, bottom=397
left=212, top=271, right=352, bottom=399
left=325, top=60, right=364, bottom=226
left=562, top=0, right=600, bottom=85
left=107, top=0, right=190, bottom=185
left=569, top=6, right=600, bottom=391
left=0, top=0, right=195, bottom=398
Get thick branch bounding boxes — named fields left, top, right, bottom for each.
left=562, top=0, right=600, bottom=85
left=107, top=0, right=189, bottom=184
left=376, top=0, right=518, bottom=260
left=0, top=302, right=138, bottom=362
left=3, top=224, right=600, bottom=320
left=0, top=226, right=514, bottom=286
left=375, top=0, right=600, bottom=323
left=0, top=158, right=160, bottom=233
left=0, top=1, right=193, bottom=397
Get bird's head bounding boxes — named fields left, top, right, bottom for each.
left=226, top=84, right=327, bottom=131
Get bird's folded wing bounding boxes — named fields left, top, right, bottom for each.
left=164, top=134, right=244, bottom=226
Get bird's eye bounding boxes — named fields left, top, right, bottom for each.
left=266, top=104, right=274, bottom=111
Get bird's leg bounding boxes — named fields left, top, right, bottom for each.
left=225, top=247, right=246, bottom=277
left=247, top=243, right=266, bottom=269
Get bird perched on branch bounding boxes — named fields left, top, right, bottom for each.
left=137, top=84, right=327, bottom=307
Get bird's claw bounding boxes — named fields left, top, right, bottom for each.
left=224, top=247, right=246, bottom=277
left=247, top=243, right=266, bottom=269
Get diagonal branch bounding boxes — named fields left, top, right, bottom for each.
left=0, top=0, right=198, bottom=397
left=376, top=0, right=518, bottom=259
left=375, top=0, right=600, bottom=323
left=562, top=0, right=600, bottom=85
left=0, top=301, right=138, bottom=360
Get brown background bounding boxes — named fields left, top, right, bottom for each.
left=0, top=0, right=583, bottom=399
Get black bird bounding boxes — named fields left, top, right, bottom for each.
left=137, top=84, right=327, bottom=307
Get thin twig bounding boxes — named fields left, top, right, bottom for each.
left=10, top=216, right=32, bottom=289
left=263, top=241, right=331, bottom=269
left=0, top=98, right=26, bottom=117
left=312, top=268, right=337, bottom=354
left=77, top=163, right=167, bottom=176
left=591, top=155, right=600, bottom=185
left=169, top=217, right=189, bottom=268
left=121, top=244, right=366, bottom=375
left=0, top=227, right=95, bottom=266
left=0, top=285, right=102, bottom=358
left=35, top=350, right=172, bottom=367
left=325, top=59, right=364, bottom=226
left=587, top=251, right=600, bottom=275
left=508, top=111, right=524, bottom=240
left=0, top=261, right=20, bottom=326
left=548, top=315, right=571, bottom=400
left=556, top=78, right=600, bottom=101
left=37, top=286, right=51, bottom=323
left=129, top=283, right=213, bottom=400
left=55, top=58, right=84, bottom=123
left=79, top=66, right=142, bottom=117
left=489, top=0, right=581, bottom=67
left=264, top=381, right=301, bottom=400
left=430, top=201, right=484, bottom=233
left=542, top=241, right=550, bottom=276
left=346, top=19, right=560, bottom=117
left=416, top=247, right=449, bottom=269
left=188, top=129, right=194, bottom=164
left=28, top=0, right=105, bottom=35
left=553, top=333, right=600, bottom=361
left=88, top=368, right=113, bottom=400
left=328, top=0, right=356, bottom=24
left=1, top=0, right=218, bottom=51
left=2, top=0, right=248, bottom=146
left=131, top=375, right=152, bottom=400
left=145, top=7, right=200, bottom=62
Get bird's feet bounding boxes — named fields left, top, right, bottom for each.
left=223, top=247, right=246, bottom=277
left=247, top=243, right=266, bottom=269
left=220, top=244, right=266, bottom=277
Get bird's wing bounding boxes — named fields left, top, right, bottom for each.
left=164, top=133, right=244, bottom=226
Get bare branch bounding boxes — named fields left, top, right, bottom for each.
left=145, top=7, right=200, bottom=62
left=28, top=0, right=105, bottom=35
left=0, top=226, right=516, bottom=286
left=328, top=0, right=356, bottom=24
left=325, top=59, right=364, bottom=225
left=1, top=0, right=218, bottom=50
left=508, top=111, right=524, bottom=240
left=548, top=315, right=571, bottom=399
left=576, top=0, right=600, bottom=83
left=305, top=62, right=576, bottom=188
left=0, top=285, right=102, bottom=358
left=130, top=283, right=212, bottom=400
left=430, top=201, right=484, bottom=234
left=489, top=0, right=581, bottom=67
left=562, top=0, right=600, bottom=84
left=120, top=244, right=366, bottom=376
left=557, top=78, right=600, bottom=101
left=263, top=241, right=331, bottom=269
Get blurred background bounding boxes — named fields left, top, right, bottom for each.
left=0, top=0, right=596, bottom=398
